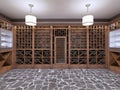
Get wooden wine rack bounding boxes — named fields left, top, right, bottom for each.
left=14, top=25, right=108, bottom=68
left=0, top=19, right=13, bottom=74
left=15, top=26, right=52, bottom=68
left=89, top=26, right=105, bottom=49
left=109, top=49, right=120, bottom=73
left=16, top=26, right=32, bottom=49
left=70, top=26, right=87, bottom=49
left=15, top=26, right=33, bottom=68
left=110, top=51, right=120, bottom=66
left=0, top=19, right=12, bottom=49
left=109, top=18, right=120, bottom=73
left=34, top=26, right=51, bottom=67
left=0, top=19, right=12, bottom=30
left=89, top=26, right=106, bottom=67
left=109, top=18, right=120, bottom=31
left=70, top=26, right=87, bottom=68
left=0, top=51, right=12, bottom=74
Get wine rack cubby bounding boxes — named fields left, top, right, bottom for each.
left=110, top=52, right=120, bottom=66
left=0, top=51, right=12, bottom=74
left=16, top=26, right=32, bottom=49
left=70, top=29, right=87, bottom=48
left=34, top=50, right=51, bottom=64
left=15, top=25, right=107, bottom=68
left=109, top=50, right=120, bottom=73
left=34, top=27, right=51, bottom=48
left=70, top=50, right=79, bottom=64
left=70, top=50, right=87, bottom=64
left=16, top=50, right=24, bottom=64
left=97, top=50, right=105, bottom=64
left=79, top=50, right=87, bottom=64
left=89, top=26, right=105, bottom=49
left=89, top=50, right=105, bottom=65
left=16, top=50, right=32, bottom=64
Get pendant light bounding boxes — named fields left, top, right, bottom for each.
left=25, top=4, right=37, bottom=26
left=82, top=4, right=94, bottom=26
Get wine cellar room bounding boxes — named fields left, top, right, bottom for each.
left=0, top=0, right=120, bottom=90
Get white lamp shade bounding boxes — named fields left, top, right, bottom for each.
left=25, top=15, right=37, bottom=26
left=82, top=15, right=94, bottom=26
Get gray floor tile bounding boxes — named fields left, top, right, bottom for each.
left=0, top=69, right=120, bottom=90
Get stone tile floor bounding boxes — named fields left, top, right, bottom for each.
left=0, top=69, right=120, bottom=90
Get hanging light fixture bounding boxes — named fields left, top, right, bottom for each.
left=25, top=4, right=37, bottom=26
left=82, top=4, right=94, bottom=26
